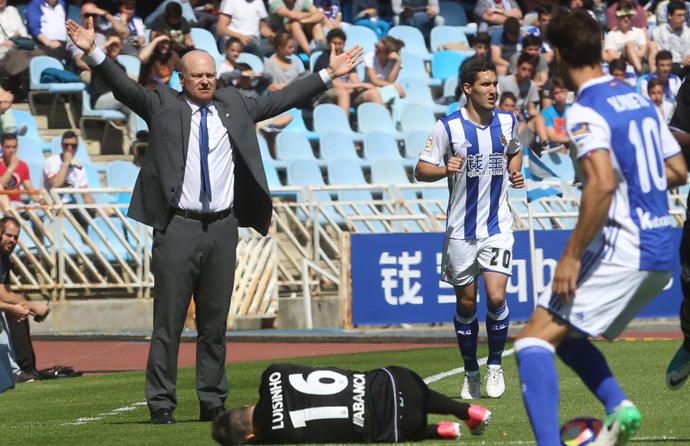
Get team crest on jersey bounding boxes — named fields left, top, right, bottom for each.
left=499, top=135, right=507, bottom=146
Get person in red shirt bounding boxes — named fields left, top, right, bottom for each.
left=0, top=133, right=43, bottom=209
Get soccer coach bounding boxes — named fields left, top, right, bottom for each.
left=66, top=18, right=362, bottom=425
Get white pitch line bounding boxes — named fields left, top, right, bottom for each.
left=424, top=348, right=515, bottom=384
left=65, top=401, right=147, bottom=426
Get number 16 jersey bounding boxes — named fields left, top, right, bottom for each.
left=253, top=364, right=399, bottom=443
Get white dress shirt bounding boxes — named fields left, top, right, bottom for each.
left=39, top=1, right=67, bottom=42
left=175, top=99, right=235, bottom=212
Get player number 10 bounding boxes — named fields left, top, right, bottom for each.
left=629, top=117, right=666, bottom=193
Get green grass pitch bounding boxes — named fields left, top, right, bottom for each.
left=1, top=340, right=688, bottom=445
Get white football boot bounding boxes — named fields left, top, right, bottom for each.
left=485, top=365, right=506, bottom=398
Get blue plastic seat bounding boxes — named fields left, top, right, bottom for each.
left=237, top=52, right=264, bottom=72
left=87, top=216, right=133, bottom=262
left=344, top=25, right=378, bottom=54
left=432, top=51, right=466, bottom=82
left=320, top=131, right=366, bottom=166
left=389, top=26, right=432, bottom=61
left=370, top=157, right=425, bottom=231
left=356, top=102, right=403, bottom=140
left=313, top=103, right=364, bottom=142
left=28, top=56, right=84, bottom=124
left=116, top=54, right=141, bottom=79
left=107, top=160, right=140, bottom=204
left=309, top=50, right=322, bottom=72
left=286, top=159, right=343, bottom=225
left=401, top=103, right=437, bottom=133
left=430, top=26, right=472, bottom=53
left=364, top=131, right=414, bottom=167
left=55, top=217, right=92, bottom=258
left=276, top=132, right=324, bottom=166
left=168, top=70, right=182, bottom=91
left=327, top=159, right=385, bottom=232
left=399, top=52, right=441, bottom=87
left=439, top=0, right=469, bottom=26
left=290, top=54, right=306, bottom=73
left=190, top=28, right=223, bottom=62
left=81, top=90, right=127, bottom=122
left=264, top=161, right=283, bottom=190
left=399, top=79, right=447, bottom=114
left=11, top=110, right=41, bottom=141
left=26, top=161, right=44, bottom=190
left=443, top=76, right=459, bottom=98
left=84, top=162, right=118, bottom=204
left=403, top=129, right=429, bottom=160
left=540, top=152, right=575, bottom=183
left=446, top=101, right=459, bottom=115
left=17, top=137, right=47, bottom=163
left=283, top=108, right=319, bottom=141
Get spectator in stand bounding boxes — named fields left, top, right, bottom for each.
left=526, top=7, right=553, bottom=62
left=655, top=0, right=690, bottom=26
left=651, top=2, right=690, bottom=71
left=138, top=32, right=180, bottom=90
left=606, top=0, right=647, bottom=31
left=108, top=0, right=147, bottom=56
left=263, top=32, right=304, bottom=93
left=364, top=35, right=406, bottom=130
left=150, top=2, right=195, bottom=57
left=0, top=0, right=44, bottom=98
left=216, top=0, right=275, bottom=58
left=498, top=53, right=539, bottom=125
left=216, top=37, right=241, bottom=78
left=268, top=0, right=327, bottom=55
left=189, top=0, right=219, bottom=31
left=648, top=77, right=675, bottom=123
left=640, top=51, right=681, bottom=103
left=67, top=2, right=111, bottom=83
left=0, top=134, right=44, bottom=210
left=535, top=77, right=571, bottom=152
left=490, top=17, right=520, bottom=76
left=391, top=0, right=444, bottom=41
left=314, top=28, right=382, bottom=115
left=607, top=56, right=637, bottom=87
left=456, top=33, right=491, bottom=100
left=220, top=62, right=271, bottom=97
left=568, top=0, right=606, bottom=25
left=508, top=34, right=548, bottom=88
left=315, top=0, right=344, bottom=30
left=603, top=6, right=653, bottom=74
left=473, top=0, right=523, bottom=33
left=0, top=89, right=25, bottom=136
left=26, top=0, right=68, bottom=60
left=352, top=0, right=389, bottom=38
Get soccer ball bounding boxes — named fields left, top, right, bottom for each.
left=560, top=417, right=603, bottom=446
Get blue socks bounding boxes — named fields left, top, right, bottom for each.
left=486, top=303, right=510, bottom=365
left=454, top=312, right=479, bottom=371
left=557, top=336, right=627, bottom=415
left=516, top=337, right=560, bottom=445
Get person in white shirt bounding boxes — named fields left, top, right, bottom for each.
left=26, top=0, right=68, bottom=60
left=651, top=1, right=690, bottom=67
left=364, top=36, right=406, bottom=128
left=0, top=0, right=43, bottom=96
left=217, top=0, right=276, bottom=58
left=603, top=7, right=653, bottom=73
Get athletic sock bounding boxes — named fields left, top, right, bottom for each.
left=486, top=303, right=510, bottom=366
left=454, top=312, right=479, bottom=372
left=515, top=337, right=560, bottom=446
left=681, top=300, right=690, bottom=352
left=557, top=336, right=627, bottom=415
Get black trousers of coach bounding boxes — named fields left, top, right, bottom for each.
left=145, top=211, right=238, bottom=413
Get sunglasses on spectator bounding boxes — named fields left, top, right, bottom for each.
left=62, top=142, right=78, bottom=148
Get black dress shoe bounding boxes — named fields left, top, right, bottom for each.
left=199, top=405, right=226, bottom=422
left=150, top=408, right=176, bottom=424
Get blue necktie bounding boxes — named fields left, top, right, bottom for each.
left=199, top=106, right=212, bottom=207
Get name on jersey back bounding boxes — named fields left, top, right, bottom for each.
left=606, top=92, right=650, bottom=113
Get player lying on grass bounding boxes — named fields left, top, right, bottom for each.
left=211, top=364, right=491, bottom=445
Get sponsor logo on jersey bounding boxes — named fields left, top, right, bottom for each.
left=422, top=136, right=433, bottom=155
left=570, top=122, right=592, bottom=144
left=269, top=372, right=285, bottom=430
left=351, top=373, right=366, bottom=428
left=635, top=208, right=672, bottom=230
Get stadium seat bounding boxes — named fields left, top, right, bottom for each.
left=313, top=103, right=364, bottom=142
left=327, top=159, right=386, bottom=232
left=401, top=103, right=437, bottom=133
left=309, top=50, right=322, bottom=72
left=399, top=79, right=447, bottom=115
left=320, top=131, right=367, bottom=166
left=399, top=53, right=442, bottom=87
left=236, top=52, right=264, bottom=72
left=403, top=129, right=429, bottom=160
left=540, top=152, right=575, bottom=183
left=275, top=131, right=324, bottom=166
left=80, top=90, right=128, bottom=154
left=290, top=54, right=306, bottom=73
left=356, top=102, right=404, bottom=140
left=88, top=216, right=133, bottom=263
left=364, top=131, right=414, bottom=168
left=11, top=110, right=43, bottom=143
left=16, top=137, right=47, bottom=163
left=430, top=26, right=473, bottom=54
left=283, top=108, right=319, bottom=141
left=286, top=159, right=344, bottom=225
left=446, top=101, right=459, bottom=115
left=107, top=160, right=139, bottom=205
left=257, top=132, right=286, bottom=170
left=344, top=25, right=378, bottom=54
left=116, top=54, right=141, bottom=79
left=431, top=51, right=466, bottom=82
left=28, top=56, right=84, bottom=126
left=54, top=217, right=92, bottom=258
left=443, top=76, right=459, bottom=99
left=84, top=162, right=118, bottom=204
left=370, top=158, right=425, bottom=231
left=389, top=26, right=432, bottom=61
left=263, top=161, right=283, bottom=190
left=439, top=0, right=469, bottom=26
left=25, top=161, right=44, bottom=190
left=168, top=70, right=182, bottom=91
left=190, top=28, right=224, bottom=62
left=49, top=136, right=91, bottom=164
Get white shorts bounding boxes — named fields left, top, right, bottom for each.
left=441, top=232, right=514, bottom=287
left=538, top=252, right=672, bottom=340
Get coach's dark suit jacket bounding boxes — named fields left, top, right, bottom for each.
left=92, top=57, right=328, bottom=235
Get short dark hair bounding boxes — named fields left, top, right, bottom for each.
left=0, top=133, right=17, bottom=145
left=474, top=32, right=491, bottom=47
left=608, top=57, right=627, bottom=73
left=517, top=52, right=535, bottom=68
left=326, top=28, right=346, bottom=44
left=647, top=76, right=665, bottom=94
left=460, top=58, right=496, bottom=87
left=165, top=1, right=182, bottom=18
left=655, top=49, right=673, bottom=64
left=499, top=91, right=517, bottom=105
left=234, top=62, right=251, bottom=72
left=667, top=1, right=686, bottom=16
left=61, top=130, right=78, bottom=143
left=546, top=8, right=602, bottom=68
left=537, top=6, right=553, bottom=19
left=504, top=17, right=521, bottom=36
left=120, top=0, right=137, bottom=8
left=225, top=37, right=242, bottom=49
left=551, top=76, right=567, bottom=91
left=212, top=409, right=252, bottom=446
left=522, top=34, right=542, bottom=49
left=0, top=216, right=20, bottom=233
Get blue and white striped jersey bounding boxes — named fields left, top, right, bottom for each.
left=419, top=108, right=520, bottom=240
left=567, top=75, right=681, bottom=271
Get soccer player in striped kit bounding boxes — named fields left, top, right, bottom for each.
left=415, top=58, right=524, bottom=400
left=514, top=9, right=688, bottom=446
